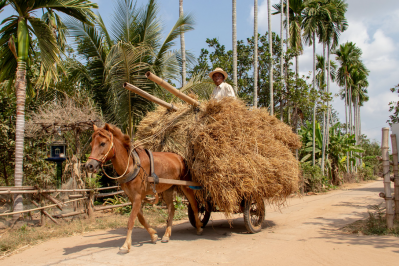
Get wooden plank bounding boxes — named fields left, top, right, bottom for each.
left=68, top=194, right=84, bottom=199
left=94, top=202, right=131, bottom=212
left=0, top=197, right=87, bottom=217
left=148, top=177, right=201, bottom=187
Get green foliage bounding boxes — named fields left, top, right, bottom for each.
left=357, top=166, right=377, bottom=181
left=104, top=195, right=132, bottom=214
left=301, top=162, right=324, bottom=192
left=388, top=84, right=399, bottom=125
left=86, top=174, right=102, bottom=189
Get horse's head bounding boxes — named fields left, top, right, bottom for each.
left=85, top=124, right=116, bottom=173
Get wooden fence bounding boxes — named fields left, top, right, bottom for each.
left=0, top=185, right=133, bottom=225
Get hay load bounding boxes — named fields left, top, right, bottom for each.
left=135, top=97, right=301, bottom=215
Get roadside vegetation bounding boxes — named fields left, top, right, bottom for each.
left=343, top=204, right=399, bottom=237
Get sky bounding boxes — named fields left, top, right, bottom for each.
left=1, top=0, right=398, bottom=143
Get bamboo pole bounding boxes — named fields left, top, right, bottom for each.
left=95, top=190, right=125, bottom=198
left=0, top=186, right=120, bottom=195
left=0, top=197, right=87, bottom=217
left=54, top=210, right=85, bottom=218
left=31, top=200, right=58, bottom=224
left=124, top=82, right=178, bottom=111
left=94, top=202, right=131, bottom=212
left=382, top=128, right=394, bottom=229
left=391, top=134, right=399, bottom=221
left=145, top=71, right=199, bottom=106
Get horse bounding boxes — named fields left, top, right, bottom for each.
left=85, top=123, right=203, bottom=252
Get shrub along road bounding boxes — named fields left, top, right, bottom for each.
left=2, top=179, right=398, bottom=265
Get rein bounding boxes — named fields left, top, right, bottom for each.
left=88, top=133, right=132, bottom=180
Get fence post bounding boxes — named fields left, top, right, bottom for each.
left=390, top=134, right=399, bottom=221
left=87, top=190, right=94, bottom=219
left=382, top=128, right=394, bottom=229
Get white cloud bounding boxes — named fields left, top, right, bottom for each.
left=252, top=0, right=399, bottom=142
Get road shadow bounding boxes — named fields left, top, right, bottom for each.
left=62, top=216, right=274, bottom=256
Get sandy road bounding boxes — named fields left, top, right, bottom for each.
left=2, top=179, right=398, bottom=266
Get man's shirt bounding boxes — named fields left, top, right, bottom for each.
left=211, top=82, right=236, bottom=100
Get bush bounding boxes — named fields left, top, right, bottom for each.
left=301, top=163, right=325, bottom=192
left=357, top=166, right=377, bottom=181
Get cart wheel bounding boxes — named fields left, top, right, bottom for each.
left=188, top=202, right=211, bottom=228
left=243, top=198, right=265, bottom=233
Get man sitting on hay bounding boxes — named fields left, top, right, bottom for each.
left=209, top=68, right=236, bottom=100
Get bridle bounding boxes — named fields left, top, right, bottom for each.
left=88, top=132, right=132, bottom=180
left=88, top=133, right=115, bottom=164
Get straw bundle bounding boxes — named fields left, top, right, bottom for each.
left=135, top=97, right=301, bottom=215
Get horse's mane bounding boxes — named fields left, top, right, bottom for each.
left=97, top=123, right=131, bottom=151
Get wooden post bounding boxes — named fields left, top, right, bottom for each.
left=382, top=128, right=394, bottom=228
left=123, top=83, right=178, bottom=111
left=391, top=134, right=399, bottom=221
left=145, top=71, right=200, bottom=106
left=40, top=195, right=46, bottom=226
left=87, top=190, right=94, bottom=219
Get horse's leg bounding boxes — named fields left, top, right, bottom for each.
left=120, top=194, right=141, bottom=253
left=137, top=206, right=158, bottom=244
left=180, top=186, right=203, bottom=235
left=161, top=187, right=175, bottom=243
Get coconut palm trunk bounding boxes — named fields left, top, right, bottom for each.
left=280, top=0, right=283, bottom=115
left=312, top=32, right=316, bottom=166
left=326, top=43, right=331, bottom=165
left=179, top=0, right=186, bottom=87
left=285, top=0, right=290, bottom=123
left=232, top=0, right=238, bottom=92
left=321, top=44, right=326, bottom=175
left=268, top=0, right=273, bottom=115
left=254, top=0, right=258, bottom=108
left=13, top=18, right=29, bottom=218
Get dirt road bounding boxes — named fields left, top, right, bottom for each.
left=2, top=180, right=398, bottom=265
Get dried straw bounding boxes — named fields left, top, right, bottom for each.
left=135, top=97, right=301, bottom=216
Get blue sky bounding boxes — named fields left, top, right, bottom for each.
left=1, top=0, right=399, bottom=143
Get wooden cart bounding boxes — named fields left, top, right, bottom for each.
left=187, top=196, right=266, bottom=234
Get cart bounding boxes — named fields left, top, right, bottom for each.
left=187, top=197, right=266, bottom=234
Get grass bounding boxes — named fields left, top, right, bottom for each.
left=342, top=204, right=399, bottom=236
left=0, top=205, right=188, bottom=258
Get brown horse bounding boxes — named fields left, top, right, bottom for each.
left=85, top=124, right=203, bottom=252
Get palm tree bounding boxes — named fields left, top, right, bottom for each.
left=303, top=0, right=335, bottom=166
left=268, top=0, right=274, bottom=115
left=254, top=0, right=258, bottom=108
left=334, top=41, right=363, bottom=172
left=232, top=0, right=238, bottom=93
left=273, top=0, right=306, bottom=76
left=179, top=0, right=186, bottom=87
left=68, top=0, right=194, bottom=136
left=0, top=0, right=97, bottom=217
left=321, top=0, right=348, bottom=173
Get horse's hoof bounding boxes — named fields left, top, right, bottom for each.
left=196, top=228, right=203, bottom=235
left=161, top=237, right=169, bottom=243
left=151, top=234, right=158, bottom=244
left=119, top=247, right=130, bottom=254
